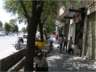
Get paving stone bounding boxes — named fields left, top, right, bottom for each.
left=47, top=48, right=96, bottom=72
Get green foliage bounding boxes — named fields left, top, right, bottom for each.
left=4, top=22, right=11, bottom=34
left=41, top=0, right=58, bottom=33
left=4, top=0, right=32, bottom=21
left=4, top=0, right=58, bottom=21
left=5, top=0, right=74, bottom=34
left=9, top=19, right=16, bottom=29
left=4, top=0, right=58, bottom=33
left=46, top=15, right=55, bottom=33
left=42, top=0, right=58, bottom=18
left=8, top=19, right=19, bottom=32
left=0, top=21, right=3, bottom=28
left=62, top=0, right=69, bottom=7
left=9, top=19, right=16, bottom=25
left=62, top=0, right=80, bottom=7
left=75, top=0, right=81, bottom=7
left=12, top=25, right=18, bottom=32
left=4, top=19, right=18, bottom=34
left=21, top=27, right=27, bottom=33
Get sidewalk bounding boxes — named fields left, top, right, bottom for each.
left=47, top=47, right=96, bottom=72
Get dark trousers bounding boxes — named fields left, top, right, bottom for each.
left=64, top=42, right=67, bottom=52
left=68, top=48, right=74, bottom=54
left=60, top=43, right=63, bottom=52
left=36, top=67, right=48, bottom=72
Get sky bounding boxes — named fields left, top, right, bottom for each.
left=0, top=0, right=26, bottom=30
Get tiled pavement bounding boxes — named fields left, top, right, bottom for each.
left=47, top=47, right=96, bottom=72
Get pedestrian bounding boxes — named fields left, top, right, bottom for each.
left=18, top=37, right=24, bottom=43
left=47, top=34, right=54, bottom=53
left=78, top=39, right=82, bottom=56
left=68, top=37, right=74, bottom=54
left=59, top=35, right=63, bottom=53
left=17, top=37, right=24, bottom=49
left=63, top=36, right=67, bottom=52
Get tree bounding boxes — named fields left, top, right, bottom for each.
left=4, top=0, right=32, bottom=22
left=15, top=0, right=43, bottom=71
left=0, top=21, right=3, bottom=31
left=9, top=19, right=17, bottom=25
left=4, top=19, right=18, bottom=33
left=13, top=25, right=18, bottom=32
left=22, top=27, right=27, bottom=33
left=4, top=0, right=69, bottom=71
left=46, top=15, right=55, bottom=33
left=11, top=24, right=18, bottom=33
left=0, top=21, right=3, bottom=28
left=7, top=19, right=19, bottom=33
left=4, top=22, right=11, bottom=35
left=22, top=1, right=43, bottom=71
left=4, top=0, right=58, bottom=34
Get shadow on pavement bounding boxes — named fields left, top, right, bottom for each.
left=47, top=47, right=96, bottom=72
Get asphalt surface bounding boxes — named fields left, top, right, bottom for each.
left=0, top=34, right=19, bottom=59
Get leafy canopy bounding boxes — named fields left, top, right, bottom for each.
left=0, top=21, right=3, bottom=27
left=4, top=0, right=59, bottom=32
left=4, top=0, right=80, bottom=33
left=4, top=0, right=32, bottom=19
left=4, top=22, right=11, bottom=33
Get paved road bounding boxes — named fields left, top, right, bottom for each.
left=0, top=34, right=18, bottom=59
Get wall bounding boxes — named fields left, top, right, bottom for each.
left=86, top=12, right=96, bottom=59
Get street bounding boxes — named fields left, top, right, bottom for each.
left=0, top=34, right=18, bottom=59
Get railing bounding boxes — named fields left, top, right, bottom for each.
left=0, top=49, right=26, bottom=72
left=0, top=43, right=49, bottom=72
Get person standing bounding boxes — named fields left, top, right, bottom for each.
left=59, top=35, right=63, bottom=53
left=68, top=37, right=74, bottom=54
left=63, top=36, right=67, bottom=52
left=15, top=37, right=24, bottom=50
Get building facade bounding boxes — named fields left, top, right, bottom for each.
left=81, top=0, right=96, bottom=59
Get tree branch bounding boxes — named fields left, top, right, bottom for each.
left=19, top=0, right=30, bottom=22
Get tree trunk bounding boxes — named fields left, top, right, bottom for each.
left=39, top=22, right=44, bottom=41
left=24, top=2, right=38, bottom=71
left=39, top=16, right=47, bottom=41
left=24, top=1, right=43, bottom=72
